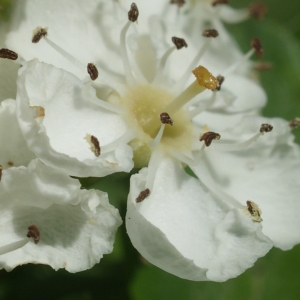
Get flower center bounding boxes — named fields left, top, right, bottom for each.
left=110, top=85, right=194, bottom=168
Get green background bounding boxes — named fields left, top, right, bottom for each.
left=1, top=0, right=300, bottom=299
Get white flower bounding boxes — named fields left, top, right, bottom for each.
left=3, top=0, right=300, bottom=281
left=0, top=158, right=122, bottom=272
left=0, top=34, right=122, bottom=272
left=0, top=92, right=122, bottom=273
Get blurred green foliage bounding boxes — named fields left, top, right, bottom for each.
left=0, top=0, right=300, bottom=299
left=0, top=0, right=12, bottom=21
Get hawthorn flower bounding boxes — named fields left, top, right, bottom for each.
left=2, top=0, right=300, bottom=281
left=0, top=99, right=122, bottom=272
left=0, top=34, right=122, bottom=272
left=0, top=158, right=122, bottom=272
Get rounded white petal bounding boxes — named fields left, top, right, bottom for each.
left=126, top=156, right=272, bottom=282
left=17, top=60, right=133, bottom=177
left=202, top=116, right=300, bottom=250
left=0, top=159, right=122, bottom=272
left=6, top=0, right=123, bottom=80
left=0, top=99, right=35, bottom=168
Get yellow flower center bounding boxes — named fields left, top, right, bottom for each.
left=110, top=85, right=194, bottom=168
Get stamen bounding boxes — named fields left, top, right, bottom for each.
left=0, top=225, right=40, bottom=256
left=210, top=123, right=273, bottom=151
left=160, top=112, right=173, bottom=125
left=244, top=200, right=263, bottom=222
left=32, top=27, right=86, bottom=72
left=222, top=38, right=263, bottom=76
left=0, top=165, right=2, bottom=181
left=164, top=66, right=217, bottom=115
left=192, top=66, right=219, bottom=90
left=149, top=112, right=173, bottom=147
left=154, top=37, right=187, bottom=83
left=177, top=30, right=218, bottom=88
left=85, top=134, right=101, bottom=157
left=170, top=0, right=186, bottom=7
left=150, top=124, right=166, bottom=147
left=87, top=63, right=99, bottom=81
left=128, top=3, right=139, bottom=22
left=202, top=29, right=219, bottom=38
left=289, top=118, right=300, bottom=129
left=27, top=225, right=41, bottom=244
left=0, top=48, right=18, bottom=60
left=212, top=0, right=229, bottom=6
left=136, top=188, right=150, bottom=203
left=251, top=38, right=263, bottom=58
left=172, top=37, right=188, bottom=49
left=215, top=75, right=225, bottom=91
left=120, top=3, right=140, bottom=84
left=32, top=27, right=48, bottom=43
left=249, top=2, right=267, bottom=20
left=200, top=131, right=221, bottom=147
left=260, top=123, right=273, bottom=133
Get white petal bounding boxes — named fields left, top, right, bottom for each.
left=6, top=0, right=123, bottom=80
left=126, top=155, right=272, bottom=282
left=16, top=60, right=133, bottom=177
left=0, top=99, right=35, bottom=168
left=0, top=159, right=122, bottom=272
left=201, top=116, right=300, bottom=250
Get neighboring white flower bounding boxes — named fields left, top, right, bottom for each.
left=3, top=0, right=299, bottom=281
left=0, top=158, right=122, bottom=272
left=0, top=99, right=35, bottom=168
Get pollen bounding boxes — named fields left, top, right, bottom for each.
left=192, top=66, right=218, bottom=90
left=244, top=200, right=263, bottom=222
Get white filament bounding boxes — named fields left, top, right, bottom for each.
left=0, top=238, right=30, bottom=256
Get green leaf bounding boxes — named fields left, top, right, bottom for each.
left=130, top=245, right=300, bottom=300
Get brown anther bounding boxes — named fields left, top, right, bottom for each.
left=170, top=0, right=186, bottom=7
left=246, top=200, right=262, bottom=222
left=0, top=48, right=18, bottom=60
left=212, top=0, right=229, bottom=7
left=87, top=63, right=98, bottom=81
left=160, top=112, right=173, bottom=126
left=200, top=131, right=221, bottom=147
left=249, top=2, right=267, bottom=20
left=254, top=61, right=273, bottom=71
left=27, top=225, right=40, bottom=244
left=136, top=188, right=150, bottom=203
left=32, top=27, right=48, bottom=43
left=171, top=37, right=188, bottom=50
left=128, top=3, right=139, bottom=22
left=192, top=66, right=219, bottom=90
left=251, top=38, right=263, bottom=58
left=202, top=29, right=219, bottom=38
left=7, top=161, right=14, bottom=167
left=0, top=165, right=2, bottom=181
left=215, top=75, right=225, bottom=91
left=289, top=118, right=300, bottom=129
left=260, top=124, right=273, bottom=133
left=30, top=106, right=45, bottom=118
left=86, top=134, right=101, bottom=157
